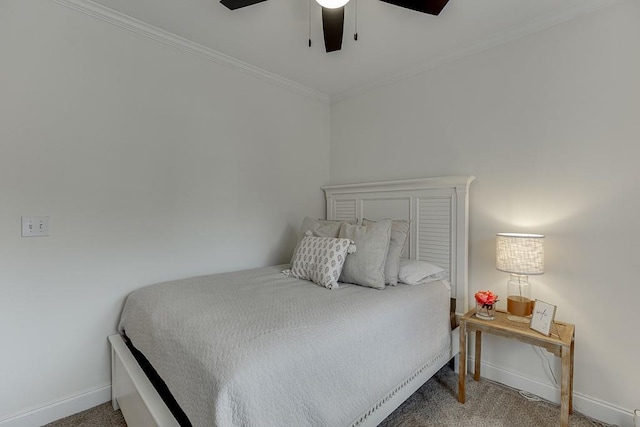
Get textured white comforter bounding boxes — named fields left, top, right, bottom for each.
left=119, top=265, right=451, bottom=427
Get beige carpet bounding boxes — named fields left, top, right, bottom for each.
left=45, top=368, right=607, bottom=427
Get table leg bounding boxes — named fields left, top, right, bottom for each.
left=458, top=321, right=466, bottom=403
left=474, top=330, right=482, bottom=381
left=569, top=336, right=575, bottom=414
left=561, top=343, right=571, bottom=427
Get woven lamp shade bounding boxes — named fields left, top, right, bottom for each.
left=496, top=233, right=544, bottom=275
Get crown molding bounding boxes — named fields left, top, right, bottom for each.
left=331, top=0, right=620, bottom=104
left=49, top=0, right=331, bottom=104
left=49, top=0, right=618, bottom=106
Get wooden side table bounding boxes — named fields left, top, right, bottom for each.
left=458, top=308, right=575, bottom=427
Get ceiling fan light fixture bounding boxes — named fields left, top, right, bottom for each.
left=315, top=0, right=349, bottom=9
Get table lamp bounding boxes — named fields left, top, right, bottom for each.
left=496, top=233, right=545, bottom=323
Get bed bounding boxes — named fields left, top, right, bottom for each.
left=109, top=175, right=475, bottom=427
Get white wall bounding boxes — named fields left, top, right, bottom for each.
left=0, top=0, right=329, bottom=423
left=331, top=0, right=640, bottom=425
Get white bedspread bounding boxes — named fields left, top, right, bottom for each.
left=118, top=265, right=451, bottom=427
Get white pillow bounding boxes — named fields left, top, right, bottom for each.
left=398, top=259, right=447, bottom=285
left=285, top=234, right=355, bottom=290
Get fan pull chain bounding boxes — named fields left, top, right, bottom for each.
left=354, top=0, right=358, bottom=41
left=308, top=0, right=312, bottom=47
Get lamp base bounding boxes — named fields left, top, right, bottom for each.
left=507, top=295, right=533, bottom=323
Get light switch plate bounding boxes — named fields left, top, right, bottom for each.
left=22, top=216, right=50, bottom=237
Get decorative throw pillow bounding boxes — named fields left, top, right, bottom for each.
left=398, top=259, right=447, bottom=285
left=292, top=217, right=358, bottom=265
left=286, top=233, right=356, bottom=290
left=338, top=219, right=392, bottom=290
left=362, top=218, right=409, bottom=286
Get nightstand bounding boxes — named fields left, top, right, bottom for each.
left=458, top=308, right=575, bottom=427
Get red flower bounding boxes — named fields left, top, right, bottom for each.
left=475, top=290, right=498, bottom=306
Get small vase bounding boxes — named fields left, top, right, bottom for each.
left=476, top=302, right=496, bottom=320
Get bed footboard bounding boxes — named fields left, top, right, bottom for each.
left=109, top=334, right=180, bottom=427
left=109, top=328, right=459, bottom=427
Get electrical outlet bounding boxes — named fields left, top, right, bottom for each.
left=21, top=216, right=50, bottom=237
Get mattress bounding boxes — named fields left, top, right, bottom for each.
left=118, top=264, right=451, bottom=427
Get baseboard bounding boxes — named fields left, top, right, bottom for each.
left=1, top=364, right=634, bottom=427
left=0, top=385, right=111, bottom=427
left=467, top=357, right=635, bottom=427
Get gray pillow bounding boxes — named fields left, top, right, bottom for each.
left=338, top=219, right=392, bottom=289
left=298, top=217, right=358, bottom=242
left=362, top=218, right=409, bottom=286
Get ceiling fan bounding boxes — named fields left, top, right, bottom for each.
left=219, top=0, right=450, bottom=53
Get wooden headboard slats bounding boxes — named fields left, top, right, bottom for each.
left=323, top=175, right=475, bottom=316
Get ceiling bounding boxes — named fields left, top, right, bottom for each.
left=88, top=0, right=614, bottom=100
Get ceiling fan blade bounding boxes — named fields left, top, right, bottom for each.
left=321, top=7, right=345, bottom=53
left=220, top=0, right=266, bottom=10
left=379, top=0, right=449, bottom=15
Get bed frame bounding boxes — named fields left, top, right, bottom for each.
left=109, top=175, right=475, bottom=427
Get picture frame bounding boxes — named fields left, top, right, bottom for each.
left=530, top=299, right=557, bottom=336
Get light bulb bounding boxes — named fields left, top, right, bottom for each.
left=316, top=0, right=349, bottom=9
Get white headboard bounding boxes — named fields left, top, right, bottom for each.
left=322, top=176, right=475, bottom=317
